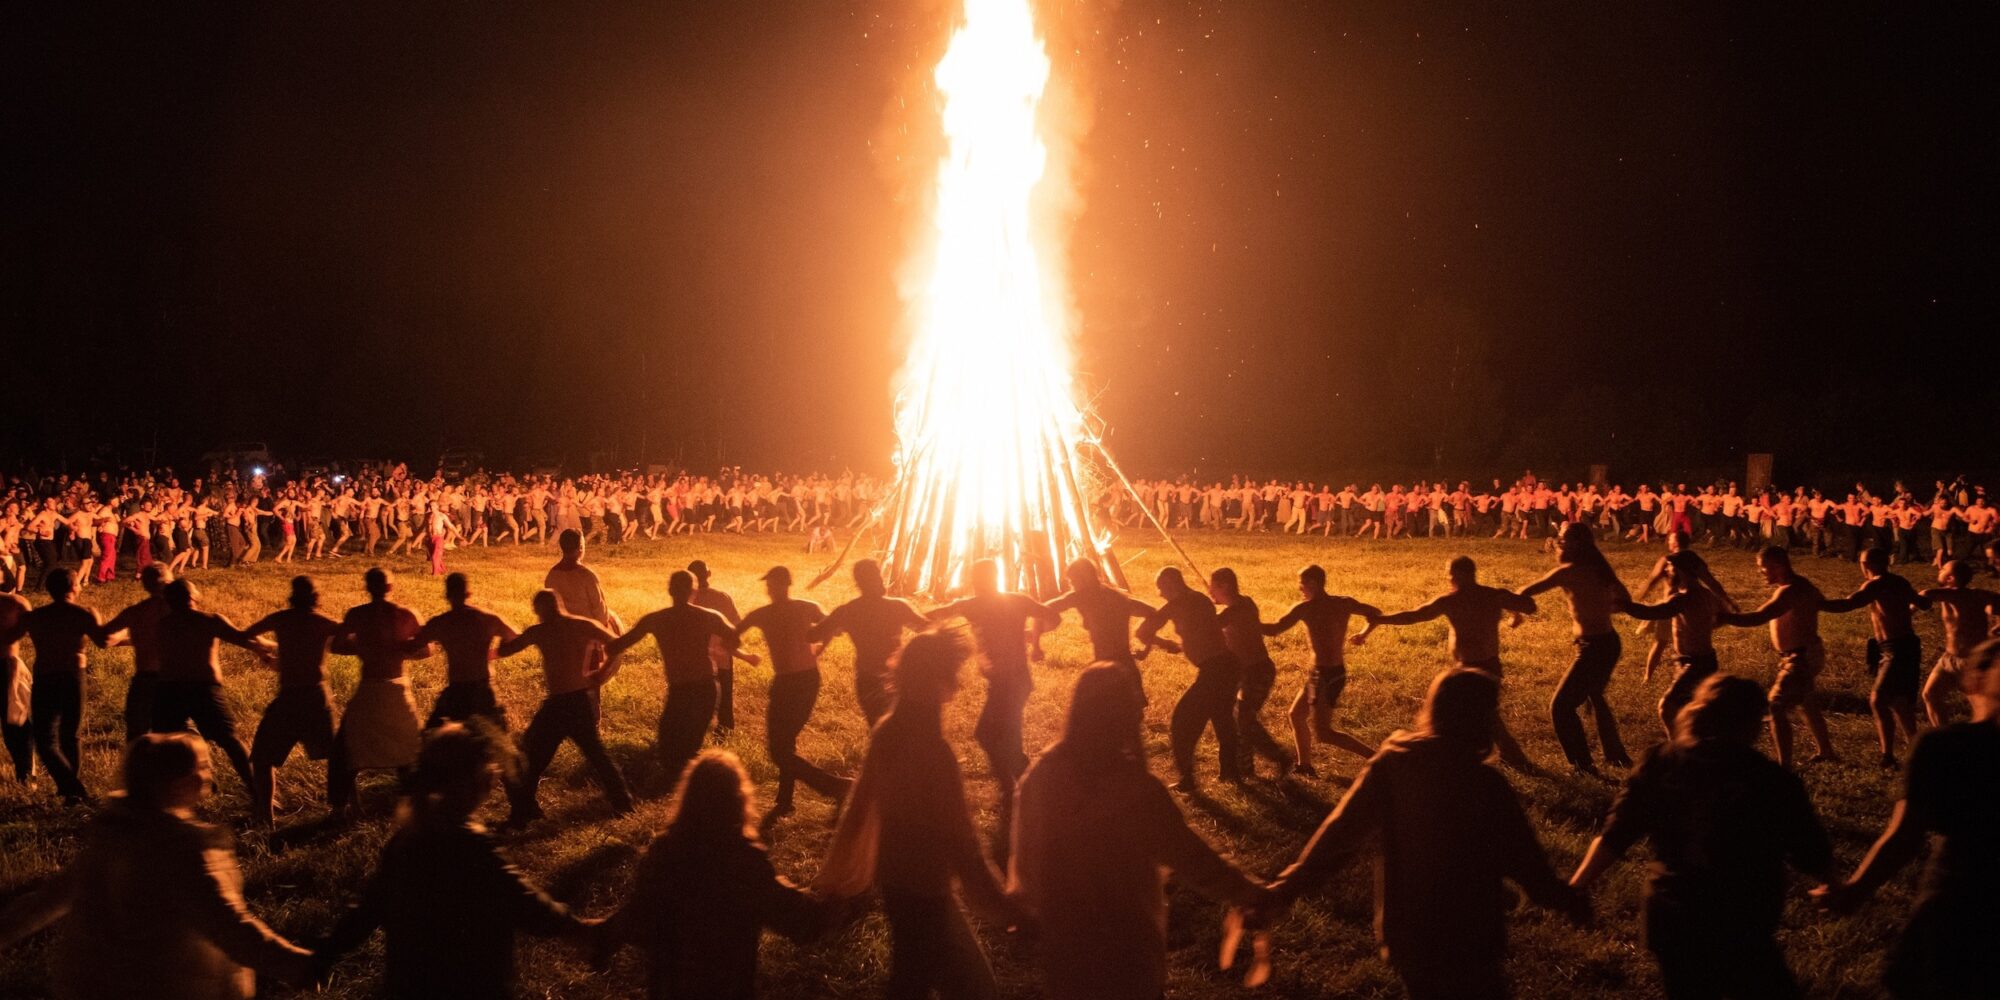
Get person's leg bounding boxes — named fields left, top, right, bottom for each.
left=560, top=693, right=632, bottom=812
left=766, top=672, right=806, bottom=810
left=123, top=672, right=156, bottom=744
left=657, top=681, right=717, bottom=792
left=973, top=676, right=1030, bottom=816
left=1287, top=685, right=1315, bottom=773
left=33, top=674, right=89, bottom=800
left=1549, top=645, right=1597, bottom=770
left=1199, top=666, right=1242, bottom=781
left=1660, top=657, right=1712, bottom=736
left=1234, top=658, right=1287, bottom=774
left=2, top=719, right=32, bottom=782
left=189, top=685, right=254, bottom=791
left=1168, top=679, right=1205, bottom=786
left=506, top=698, right=566, bottom=821
left=714, top=662, right=735, bottom=732
left=1920, top=658, right=1957, bottom=728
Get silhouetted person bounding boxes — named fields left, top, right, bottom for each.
left=102, top=564, right=170, bottom=741
left=1209, top=567, right=1290, bottom=777
left=1620, top=551, right=1729, bottom=736
left=330, top=567, right=425, bottom=816
left=413, top=573, right=520, bottom=730
left=1571, top=675, right=1834, bottom=999
left=319, top=724, right=593, bottom=999
left=599, top=750, right=828, bottom=1000
left=1717, top=547, right=1837, bottom=767
left=0, top=568, right=105, bottom=803
left=151, top=578, right=271, bottom=804
left=1010, top=664, right=1270, bottom=1000
left=1818, top=548, right=1929, bottom=765
left=1044, top=558, right=1156, bottom=697
left=497, top=589, right=633, bottom=825
left=0, top=579, right=32, bottom=785
left=689, top=559, right=744, bottom=731
left=607, top=570, right=748, bottom=789
left=1135, top=566, right=1242, bottom=791
left=927, top=558, right=1059, bottom=821
left=1269, top=668, right=1588, bottom=1000
left=1262, top=564, right=1380, bottom=777
left=1356, top=557, right=1538, bottom=769
left=738, top=565, right=850, bottom=816
left=811, top=558, right=927, bottom=725
left=1816, top=637, right=2000, bottom=999
left=1518, top=522, right=1634, bottom=773
left=243, top=576, right=344, bottom=825
left=1913, top=559, right=1998, bottom=728
left=819, top=629, right=1025, bottom=999
left=0, top=734, right=313, bottom=998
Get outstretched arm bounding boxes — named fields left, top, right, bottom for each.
left=1618, top=593, right=1683, bottom=622
left=1517, top=566, right=1567, bottom=600
left=1719, top=588, right=1789, bottom=628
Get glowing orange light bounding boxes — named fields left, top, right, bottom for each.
left=878, top=0, right=1115, bottom=598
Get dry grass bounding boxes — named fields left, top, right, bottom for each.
left=0, top=531, right=1926, bottom=998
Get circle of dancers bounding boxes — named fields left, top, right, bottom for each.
left=0, top=513, right=1995, bottom=1000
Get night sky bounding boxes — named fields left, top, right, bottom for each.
left=9, top=3, right=1992, bottom=482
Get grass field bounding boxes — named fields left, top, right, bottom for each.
left=0, top=530, right=1933, bottom=998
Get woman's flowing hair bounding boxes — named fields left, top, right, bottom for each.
left=668, top=750, right=759, bottom=843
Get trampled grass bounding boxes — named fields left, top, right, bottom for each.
left=0, top=530, right=1928, bottom=998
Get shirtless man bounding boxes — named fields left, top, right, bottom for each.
left=0, top=579, right=33, bottom=785
left=1914, top=560, right=1999, bottom=728
left=607, top=570, right=748, bottom=788
left=1619, top=550, right=1729, bottom=736
left=498, top=589, right=633, bottom=825
left=810, top=559, right=927, bottom=726
left=1817, top=548, right=1927, bottom=766
left=152, top=578, right=274, bottom=803
left=738, top=565, right=851, bottom=815
left=243, top=576, right=344, bottom=824
left=688, top=560, right=745, bottom=732
left=329, top=568, right=425, bottom=817
left=1355, top=556, right=1537, bottom=769
left=0, top=569, right=107, bottom=802
left=1631, top=533, right=1736, bottom=684
left=1043, top=558, right=1156, bottom=697
left=1209, top=568, right=1290, bottom=778
left=1718, top=547, right=1837, bottom=767
left=1517, top=523, right=1633, bottom=773
left=102, top=565, right=171, bottom=741
left=544, top=529, right=621, bottom=701
left=412, top=573, right=520, bottom=729
left=1136, top=567, right=1242, bottom=791
left=929, top=558, right=1060, bottom=815
left=1262, top=564, right=1379, bottom=777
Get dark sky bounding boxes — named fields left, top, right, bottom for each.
left=8, top=3, right=1993, bottom=482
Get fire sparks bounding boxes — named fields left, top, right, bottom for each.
left=877, top=0, right=1116, bottom=598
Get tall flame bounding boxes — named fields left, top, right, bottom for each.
left=879, top=0, right=1114, bottom=598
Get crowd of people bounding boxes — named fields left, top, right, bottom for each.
left=3, top=463, right=1997, bottom=598
left=0, top=460, right=1995, bottom=999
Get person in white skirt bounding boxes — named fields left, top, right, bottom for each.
left=329, top=567, right=424, bottom=818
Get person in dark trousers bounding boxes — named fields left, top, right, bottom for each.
left=810, top=558, right=928, bottom=725
left=496, top=589, right=633, bottom=826
left=1815, top=637, right=2000, bottom=999
left=738, top=565, right=850, bottom=816
left=1135, top=566, right=1242, bottom=791
left=925, top=558, right=1060, bottom=827
left=819, top=628, right=1027, bottom=1000
left=0, top=569, right=105, bottom=803
left=1517, top=522, right=1635, bottom=773
left=318, top=724, right=594, bottom=999
left=242, top=576, right=344, bottom=825
left=151, top=578, right=273, bottom=804
left=101, top=564, right=170, bottom=741
left=1267, top=668, right=1590, bottom=1000
left=1209, top=567, right=1291, bottom=778
left=689, top=559, right=744, bottom=732
left=598, top=750, right=829, bottom=1000
left=1619, top=551, right=1730, bottom=737
left=1570, top=675, right=1835, bottom=999
left=607, top=569, right=751, bottom=790
left=412, top=572, right=520, bottom=730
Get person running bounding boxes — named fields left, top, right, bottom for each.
left=818, top=629, right=1026, bottom=1000
left=688, top=559, right=745, bottom=732
left=1814, top=638, right=2000, bottom=999
left=1912, top=559, right=1999, bottom=728
left=1043, top=558, right=1156, bottom=699
left=607, top=570, right=749, bottom=789
left=497, top=589, right=634, bottom=826
left=735, top=565, right=851, bottom=817
left=1619, top=550, right=1730, bottom=737
left=1135, top=566, right=1243, bottom=791
left=810, top=558, right=928, bottom=726
left=318, top=724, right=595, bottom=999
left=1717, top=547, right=1837, bottom=767
left=597, top=750, right=830, bottom=1000
left=413, top=573, right=520, bottom=730
left=0, top=734, right=314, bottom=997
left=241, top=576, right=343, bottom=825
left=1262, top=564, right=1379, bottom=777
left=1266, top=668, right=1590, bottom=1000
left=1354, top=557, right=1538, bottom=770
left=926, top=558, right=1060, bottom=818
left=329, top=567, right=426, bottom=817
left=1209, top=567, right=1291, bottom=778
left=1009, top=664, right=1270, bottom=1000
left=0, top=580, right=33, bottom=786
left=1516, top=522, right=1634, bottom=774
left=0, top=569, right=108, bottom=803
left=151, top=578, right=273, bottom=806
left=1818, top=548, right=1928, bottom=766
left=1570, top=675, right=1835, bottom=1000
left=101, top=564, right=171, bottom=742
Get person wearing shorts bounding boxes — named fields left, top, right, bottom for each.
left=1265, top=565, right=1381, bottom=777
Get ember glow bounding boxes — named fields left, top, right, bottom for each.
left=878, top=0, right=1116, bottom=598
